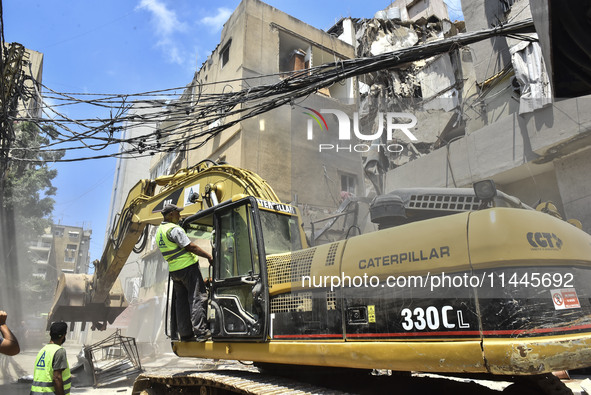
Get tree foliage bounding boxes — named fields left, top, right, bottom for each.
left=2, top=122, right=65, bottom=310
left=3, top=121, right=65, bottom=235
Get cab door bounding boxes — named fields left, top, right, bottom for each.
left=210, top=197, right=268, bottom=341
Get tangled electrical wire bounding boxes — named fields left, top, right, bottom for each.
left=8, top=18, right=535, bottom=163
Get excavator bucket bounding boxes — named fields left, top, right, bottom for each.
left=46, top=273, right=128, bottom=330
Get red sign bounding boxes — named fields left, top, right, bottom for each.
left=551, top=289, right=580, bottom=310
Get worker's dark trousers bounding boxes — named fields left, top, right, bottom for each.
left=170, top=263, right=208, bottom=339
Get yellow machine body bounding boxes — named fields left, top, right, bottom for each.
left=173, top=204, right=591, bottom=375
left=48, top=163, right=591, bottom=378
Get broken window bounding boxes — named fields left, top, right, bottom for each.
left=278, top=30, right=354, bottom=100
left=407, top=1, right=430, bottom=21
left=340, top=173, right=357, bottom=196
left=279, top=31, right=310, bottom=73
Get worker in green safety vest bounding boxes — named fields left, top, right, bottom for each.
left=30, top=322, right=70, bottom=395
left=157, top=203, right=213, bottom=342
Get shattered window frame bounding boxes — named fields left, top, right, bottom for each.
left=340, top=172, right=357, bottom=195
left=278, top=31, right=310, bottom=73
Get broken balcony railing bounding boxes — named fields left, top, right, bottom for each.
left=83, top=329, right=142, bottom=387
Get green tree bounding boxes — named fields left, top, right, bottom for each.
left=2, top=121, right=65, bottom=314
left=4, top=121, right=64, bottom=235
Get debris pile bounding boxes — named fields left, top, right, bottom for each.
left=333, top=15, right=471, bottom=195
left=80, top=330, right=142, bottom=387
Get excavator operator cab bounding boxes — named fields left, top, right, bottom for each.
left=178, top=196, right=302, bottom=343
left=211, top=200, right=267, bottom=340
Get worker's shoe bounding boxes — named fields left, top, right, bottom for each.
left=195, top=330, right=212, bottom=342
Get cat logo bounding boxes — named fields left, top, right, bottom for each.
left=527, top=232, right=562, bottom=250
left=36, top=351, right=46, bottom=368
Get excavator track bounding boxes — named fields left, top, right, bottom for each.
left=132, top=369, right=347, bottom=395
left=502, top=373, right=574, bottom=395
left=132, top=366, right=578, bottom=395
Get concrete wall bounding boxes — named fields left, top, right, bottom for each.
left=107, top=103, right=161, bottom=240
left=384, top=96, right=591, bottom=229
left=239, top=96, right=363, bottom=209
left=501, top=171, right=563, bottom=212
left=20, top=48, right=43, bottom=119
left=479, top=73, right=521, bottom=127
left=241, top=106, right=292, bottom=200
left=555, top=147, right=591, bottom=234
left=461, top=0, right=512, bottom=83
left=458, top=48, right=487, bottom=134
left=108, top=103, right=163, bottom=298
left=241, top=0, right=353, bottom=72
left=390, top=0, right=450, bottom=22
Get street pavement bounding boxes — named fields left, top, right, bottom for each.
left=1, top=342, right=589, bottom=394
left=0, top=343, right=133, bottom=394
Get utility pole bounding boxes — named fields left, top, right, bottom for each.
left=0, top=33, right=26, bottom=321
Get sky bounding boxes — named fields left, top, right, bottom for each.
left=4, top=0, right=464, bottom=265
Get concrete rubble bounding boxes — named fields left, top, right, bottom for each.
left=327, top=0, right=554, bottom=199
left=344, top=15, right=470, bottom=192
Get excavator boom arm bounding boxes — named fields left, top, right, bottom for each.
left=47, top=163, right=281, bottom=328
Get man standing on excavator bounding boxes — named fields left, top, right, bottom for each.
left=157, top=203, right=213, bottom=341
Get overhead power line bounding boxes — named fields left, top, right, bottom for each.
left=9, top=18, right=535, bottom=163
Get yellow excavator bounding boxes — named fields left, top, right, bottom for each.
left=48, top=161, right=591, bottom=393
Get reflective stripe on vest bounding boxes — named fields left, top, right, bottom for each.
left=156, top=222, right=198, bottom=272
left=31, top=343, right=71, bottom=394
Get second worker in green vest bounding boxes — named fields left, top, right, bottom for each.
left=157, top=203, right=213, bottom=341
left=30, top=322, right=70, bottom=395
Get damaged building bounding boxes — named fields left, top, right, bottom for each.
left=98, top=0, right=591, bottom=355
left=149, top=0, right=361, bottom=235
left=332, top=0, right=591, bottom=237
left=329, top=0, right=473, bottom=195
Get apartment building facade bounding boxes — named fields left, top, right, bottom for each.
left=150, top=0, right=361, bottom=219
left=51, top=224, right=92, bottom=276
